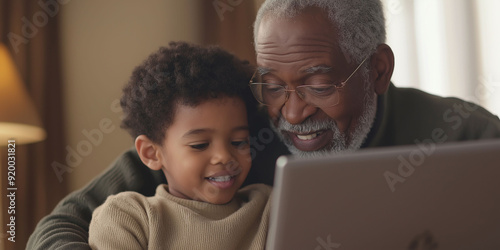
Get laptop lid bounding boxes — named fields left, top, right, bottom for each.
left=267, top=139, right=500, bottom=250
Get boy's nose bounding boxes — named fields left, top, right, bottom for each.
left=211, top=144, right=234, bottom=166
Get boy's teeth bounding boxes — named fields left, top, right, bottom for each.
left=296, top=133, right=318, bottom=140
left=208, top=175, right=232, bottom=182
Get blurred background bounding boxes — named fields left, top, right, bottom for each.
left=0, top=0, right=498, bottom=249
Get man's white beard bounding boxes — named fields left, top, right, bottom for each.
left=271, top=86, right=377, bottom=159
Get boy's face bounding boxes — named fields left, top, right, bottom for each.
left=158, top=96, right=251, bottom=204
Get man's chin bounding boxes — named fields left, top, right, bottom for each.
left=284, top=139, right=348, bottom=159
left=287, top=146, right=335, bottom=159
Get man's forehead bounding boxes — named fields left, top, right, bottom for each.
left=255, top=64, right=332, bottom=76
left=256, top=10, right=339, bottom=51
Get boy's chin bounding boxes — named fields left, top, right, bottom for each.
left=204, top=193, right=236, bottom=205
left=196, top=185, right=241, bottom=205
left=210, top=198, right=233, bottom=205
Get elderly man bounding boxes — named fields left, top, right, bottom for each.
left=251, top=0, right=500, bottom=158
left=28, top=0, right=500, bottom=248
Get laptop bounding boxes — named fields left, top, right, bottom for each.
left=267, top=139, right=500, bottom=250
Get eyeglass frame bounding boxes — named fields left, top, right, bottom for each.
left=248, top=55, right=370, bottom=108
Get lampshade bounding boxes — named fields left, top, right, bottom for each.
left=0, top=43, right=46, bottom=145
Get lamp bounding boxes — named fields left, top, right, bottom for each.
left=0, top=43, right=46, bottom=245
left=0, top=43, right=46, bottom=145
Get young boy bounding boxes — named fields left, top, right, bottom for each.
left=88, top=42, right=272, bottom=249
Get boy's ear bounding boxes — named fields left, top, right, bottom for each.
left=135, top=135, right=163, bottom=171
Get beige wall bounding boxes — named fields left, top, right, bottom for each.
left=61, top=1, right=202, bottom=191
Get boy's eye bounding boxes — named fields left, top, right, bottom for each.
left=231, top=140, right=249, bottom=147
left=189, top=143, right=209, bottom=150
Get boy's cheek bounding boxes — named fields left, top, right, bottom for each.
left=238, top=148, right=252, bottom=164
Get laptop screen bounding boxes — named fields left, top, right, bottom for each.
left=267, top=139, right=500, bottom=250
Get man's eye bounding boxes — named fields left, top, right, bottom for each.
left=189, top=143, right=209, bottom=150
left=264, top=84, right=284, bottom=93
left=307, top=85, right=335, bottom=96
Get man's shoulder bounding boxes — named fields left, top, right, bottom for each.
left=390, top=85, right=464, bottom=110
left=373, top=84, right=500, bottom=146
left=389, top=84, right=499, bottom=123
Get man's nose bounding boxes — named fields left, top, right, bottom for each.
left=281, top=91, right=316, bottom=125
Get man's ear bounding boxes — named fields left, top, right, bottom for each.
left=370, top=43, right=395, bottom=95
left=135, top=135, right=163, bottom=171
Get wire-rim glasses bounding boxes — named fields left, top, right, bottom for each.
left=249, top=56, right=369, bottom=108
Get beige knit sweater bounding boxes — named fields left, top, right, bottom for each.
left=89, top=183, right=272, bottom=250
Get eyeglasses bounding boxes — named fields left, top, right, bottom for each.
left=249, top=56, right=369, bottom=108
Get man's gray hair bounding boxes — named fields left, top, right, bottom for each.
left=253, top=0, right=386, bottom=64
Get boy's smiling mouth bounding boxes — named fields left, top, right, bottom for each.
left=205, top=169, right=241, bottom=189
left=207, top=175, right=234, bottom=182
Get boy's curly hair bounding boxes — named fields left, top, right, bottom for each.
left=120, top=41, right=256, bottom=144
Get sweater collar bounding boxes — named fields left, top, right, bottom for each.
left=156, top=184, right=240, bottom=220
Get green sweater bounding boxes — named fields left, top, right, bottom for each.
left=89, top=184, right=271, bottom=249
left=27, top=84, right=500, bottom=249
